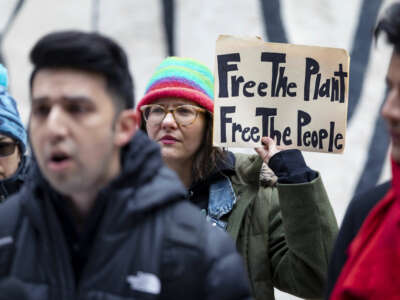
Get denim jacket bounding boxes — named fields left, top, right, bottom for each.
left=205, top=175, right=237, bottom=230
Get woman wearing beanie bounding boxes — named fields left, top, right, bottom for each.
left=0, top=65, right=29, bottom=202
left=137, top=57, right=338, bottom=300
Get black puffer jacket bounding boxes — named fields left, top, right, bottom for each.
left=0, top=131, right=252, bottom=300
left=0, top=155, right=29, bottom=202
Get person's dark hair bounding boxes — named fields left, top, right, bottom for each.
left=192, top=112, right=227, bottom=182
left=375, top=2, right=400, bottom=52
left=140, top=112, right=227, bottom=182
left=29, top=30, right=134, bottom=110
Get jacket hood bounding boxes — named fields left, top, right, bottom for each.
left=0, top=155, right=29, bottom=201
left=207, top=151, right=236, bottom=181
left=116, top=130, right=186, bottom=213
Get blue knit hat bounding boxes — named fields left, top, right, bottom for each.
left=0, top=65, right=27, bottom=154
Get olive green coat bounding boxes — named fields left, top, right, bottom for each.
left=223, top=153, right=338, bottom=300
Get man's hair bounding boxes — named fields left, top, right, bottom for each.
left=375, top=2, right=400, bottom=52
left=29, top=30, right=134, bottom=110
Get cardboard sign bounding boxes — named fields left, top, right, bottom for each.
left=213, top=35, right=350, bottom=153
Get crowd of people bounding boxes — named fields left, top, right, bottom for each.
left=0, top=2, right=399, bottom=300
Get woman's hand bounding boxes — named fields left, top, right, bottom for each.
left=255, top=137, right=281, bottom=164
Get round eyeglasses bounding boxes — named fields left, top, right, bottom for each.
left=140, top=104, right=206, bottom=126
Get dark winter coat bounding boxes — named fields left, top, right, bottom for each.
left=325, top=181, right=391, bottom=299
left=0, top=131, right=252, bottom=300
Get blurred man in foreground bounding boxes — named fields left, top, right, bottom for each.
left=0, top=30, right=251, bottom=300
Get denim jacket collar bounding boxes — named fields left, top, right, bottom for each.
left=190, top=152, right=236, bottom=229
left=208, top=175, right=237, bottom=220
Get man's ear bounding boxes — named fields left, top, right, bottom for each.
left=114, top=109, right=139, bottom=147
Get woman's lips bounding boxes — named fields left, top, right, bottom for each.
left=160, top=135, right=178, bottom=145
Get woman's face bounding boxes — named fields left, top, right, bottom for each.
left=0, top=134, right=21, bottom=180
left=145, top=97, right=207, bottom=166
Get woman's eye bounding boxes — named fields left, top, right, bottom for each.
left=150, top=107, right=165, bottom=114
left=176, top=107, right=193, bottom=115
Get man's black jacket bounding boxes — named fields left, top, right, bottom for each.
left=0, top=131, right=252, bottom=300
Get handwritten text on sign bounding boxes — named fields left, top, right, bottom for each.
left=212, top=36, right=350, bottom=153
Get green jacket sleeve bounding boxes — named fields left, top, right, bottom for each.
left=269, top=173, right=338, bottom=298
left=232, top=153, right=338, bottom=299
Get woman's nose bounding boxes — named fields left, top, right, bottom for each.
left=161, top=111, right=178, bottom=128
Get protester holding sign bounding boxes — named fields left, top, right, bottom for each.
left=137, top=56, right=338, bottom=300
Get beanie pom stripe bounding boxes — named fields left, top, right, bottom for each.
left=137, top=57, right=215, bottom=120
left=156, top=57, right=213, bottom=83
left=145, top=66, right=213, bottom=99
left=146, top=80, right=196, bottom=93
left=147, top=77, right=212, bottom=99
left=139, top=88, right=214, bottom=113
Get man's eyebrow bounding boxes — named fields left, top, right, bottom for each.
left=31, top=95, right=93, bottom=104
left=62, top=95, right=93, bottom=103
left=31, top=96, right=49, bottom=104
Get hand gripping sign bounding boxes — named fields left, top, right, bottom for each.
left=213, top=35, right=350, bottom=153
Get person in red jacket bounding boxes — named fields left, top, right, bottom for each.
left=327, top=2, right=400, bottom=299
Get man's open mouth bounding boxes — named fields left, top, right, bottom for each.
left=51, top=153, right=70, bottom=163
left=48, top=152, right=72, bottom=171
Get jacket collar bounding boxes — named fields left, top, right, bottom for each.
left=193, top=151, right=236, bottom=185
left=213, top=151, right=236, bottom=177
left=195, top=152, right=237, bottom=222
left=0, top=155, right=29, bottom=201
left=23, top=130, right=186, bottom=233
left=208, top=175, right=237, bottom=221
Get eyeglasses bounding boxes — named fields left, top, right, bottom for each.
left=140, top=104, right=206, bottom=126
left=0, top=141, right=18, bottom=157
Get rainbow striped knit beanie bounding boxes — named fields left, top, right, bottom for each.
left=137, top=57, right=214, bottom=115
